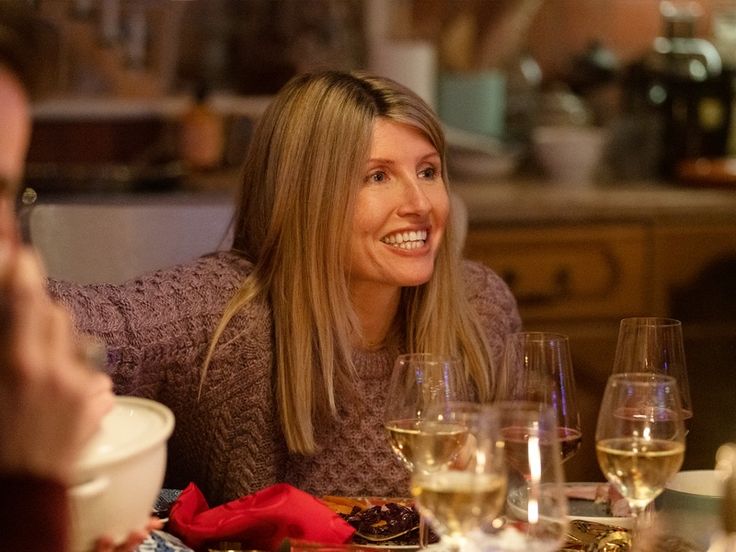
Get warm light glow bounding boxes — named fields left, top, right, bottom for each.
left=527, top=432, right=541, bottom=524
left=529, top=434, right=541, bottom=482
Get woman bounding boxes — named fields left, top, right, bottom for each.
left=50, top=71, right=521, bottom=505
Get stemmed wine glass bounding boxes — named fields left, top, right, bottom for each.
left=384, top=353, right=470, bottom=547
left=483, top=401, right=569, bottom=552
left=411, top=402, right=507, bottom=552
left=595, top=373, right=686, bottom=543
left=612, top=317, right=693, bottom=429
left=498, top=331, right=582, bottom=464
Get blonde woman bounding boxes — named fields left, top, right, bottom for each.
left=50, top=71, right=520, bottom=505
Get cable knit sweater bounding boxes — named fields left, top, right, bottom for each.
left=48, top=251, right=520, bottom=506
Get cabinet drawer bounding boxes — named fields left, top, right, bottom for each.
left=463, top=224, right=652, bottom=320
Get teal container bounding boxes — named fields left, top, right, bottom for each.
left=438, top=71, right=506, bottom=139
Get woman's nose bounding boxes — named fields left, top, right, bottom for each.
left=397, top=178, right=431, bottom=216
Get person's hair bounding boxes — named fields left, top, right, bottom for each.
left=0, top=0, right=45, bottom=98
left=203, top=70, right=494, bottom=454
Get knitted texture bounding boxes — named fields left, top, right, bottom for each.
left=48, top=252, right=520, bottom=506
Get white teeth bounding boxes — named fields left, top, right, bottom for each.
left=381, top=230, right=428, bottom=248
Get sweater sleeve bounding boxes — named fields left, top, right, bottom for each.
left=47, top=276, right=153, bottom=397
left=46, top=252, right=250, bottom=399
left=0, top=473, right=70, bottom=552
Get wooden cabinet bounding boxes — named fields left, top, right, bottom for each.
left=652, top=222, right=736, bottom=472
left=463, top=215, right=736, bottom=483
left=464, top=222, right=655, bottom=482
left=464, top=223, right=653, bottom=320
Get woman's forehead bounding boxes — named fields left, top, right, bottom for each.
left=369, top=118, right=439, bottom=156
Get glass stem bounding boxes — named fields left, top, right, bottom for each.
left=418, top=516, right=429, bottom=548
left=630, top=503, right=653, bottom=543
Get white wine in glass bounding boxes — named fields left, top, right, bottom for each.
left=595, top=373, right=686, bottom=540
left=612, top=317, right=693, bottom=429
left=385, top=418, right=469, bottom=473
left=499, top=332, right=582, bottom=464
left=411, top=402, right=507, bottom=552
left=384, top=353, right=470, bottom=546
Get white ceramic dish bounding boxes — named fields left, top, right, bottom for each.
left=507, top=482, right=634, bottom=529
left=656, top=469, right=726, bottom=550
left=663, top=469, right=725, bottom=498
left=69, top=396, right=175, bottom=552
left=447, top=147, right=521, bottom=180
left=532, top=125, right=607, bottom=186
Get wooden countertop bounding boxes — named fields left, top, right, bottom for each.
left=453, top=178, right=736, bottom=226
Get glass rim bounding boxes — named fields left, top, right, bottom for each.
left=505, top=331, right=569, bottom=343
left=619, top=317, right=682, bottom=328
left=608, top=372, right=679, bottom=386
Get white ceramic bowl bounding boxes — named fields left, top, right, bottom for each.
left=69, top=396, right=175, bottom=552
left=532, top=125, right=607, bottom=186
left=656, top=469, right=727, bottom=550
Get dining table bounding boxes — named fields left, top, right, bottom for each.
left=132, top=481, right=717, bottom=552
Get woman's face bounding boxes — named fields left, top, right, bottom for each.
left=349, top=118, right=449, bottom=294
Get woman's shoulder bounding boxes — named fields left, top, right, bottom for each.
left=460, top=259, right=509, bottom=299
left=47, top=251, right=255, bottom=333
left=49, top=250, right=250, bottom=294
left=461, top=259, right=521, bottom=330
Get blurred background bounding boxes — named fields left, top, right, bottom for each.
left=14, top=0, right=736, bottom=483
left=23, top=0, right=736, bottom=188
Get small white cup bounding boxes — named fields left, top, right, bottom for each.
left=532, top=125, right=607, bottom=186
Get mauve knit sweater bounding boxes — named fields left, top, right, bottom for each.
left=48, top=251, right=520, bottom=506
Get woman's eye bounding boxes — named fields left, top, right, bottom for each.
left=419, top=166, right=438, bottom=179
left=366, top=171, right=387, bottom=183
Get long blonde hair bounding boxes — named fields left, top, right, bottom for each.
left=203, top=71, right=493, bottom=454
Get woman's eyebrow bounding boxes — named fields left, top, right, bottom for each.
left=366, top=157, right=395, bottom=166
left=367, top=151, right=440, bottom=165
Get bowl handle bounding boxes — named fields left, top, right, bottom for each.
left=69, top=475, right=110, bottom=499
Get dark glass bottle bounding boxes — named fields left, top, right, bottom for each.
left=637, top=1, right=733, bottom=178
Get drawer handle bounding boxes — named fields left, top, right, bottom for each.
left=502, top=252, right=621, bottom=307
left=503, top=267, right=572, bottom=306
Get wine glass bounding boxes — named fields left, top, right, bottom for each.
left=411, top=401, right=507, bottom=552
left=483, top=401, right=569, bottom=552
left=499, top=331, right=582, bottom=464
left=384, top=353, right=470, bottom=546
left=595, top=373, right=686, bottom=542
left=612, top=317, right=692, bottom=429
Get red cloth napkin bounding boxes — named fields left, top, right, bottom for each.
left=168, top=482, right=355, bottom=551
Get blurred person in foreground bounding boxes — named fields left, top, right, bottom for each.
left=49, top=71, right=521, bottom=506
left=0, top=2, right=157, bottom=550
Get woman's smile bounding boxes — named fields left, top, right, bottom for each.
left=380, top=228, right=429, bottom=250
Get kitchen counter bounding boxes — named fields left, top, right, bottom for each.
left=453, top=178, right=736, bottom=225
